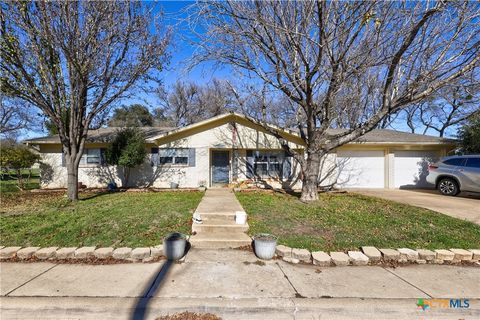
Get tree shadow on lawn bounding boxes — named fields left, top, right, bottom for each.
left=79, top=191, right=113, bottom=201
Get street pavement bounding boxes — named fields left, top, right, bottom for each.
left=1, top=249, right=479, bottom=319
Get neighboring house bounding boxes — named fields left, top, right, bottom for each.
left=24, top=113, right=456, bottom=190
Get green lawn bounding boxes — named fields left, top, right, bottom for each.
left=0, top=169, right=40, bottom=193
left=0, top=191, right=203, bottom=247
left=236, top=191, right=480, bottom=252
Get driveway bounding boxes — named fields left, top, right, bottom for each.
left=350, top=188, right=480, bottom=225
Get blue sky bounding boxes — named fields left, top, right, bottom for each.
left=123, top=1, right=232, bottom=109
left=159, top=1, right=231, bottom=85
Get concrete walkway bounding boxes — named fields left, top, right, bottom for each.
left=351, top=188, right=480, bottom=225
left=1, top=249, right=479, bottom=319
left=189, top=189, right=251, bottom=248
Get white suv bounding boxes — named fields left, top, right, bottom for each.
left=426, top=155, right=480, bottom=196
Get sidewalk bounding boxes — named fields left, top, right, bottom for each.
left=1, top=249, right=479, bottom=319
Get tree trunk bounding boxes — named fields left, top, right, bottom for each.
left=300, top=152, right=321, bottom=202
left=16, top=168, right=24, bottom=190
left=66, top=160, right=79, bottom=201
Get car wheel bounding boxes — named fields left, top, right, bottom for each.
left=438, top=178, right=459, bottom=196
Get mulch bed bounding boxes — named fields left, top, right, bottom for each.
left=1, top=256, right=166, bottom=265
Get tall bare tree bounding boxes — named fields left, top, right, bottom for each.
left=394, top=79, right=480, bottom=137
left=157, top=79, right=236, bottom=127
left=191, top=0, right=480, bottom=201
left=0, top=96, right=36, bottom=138
left=1, top=1, right=171, bottom=200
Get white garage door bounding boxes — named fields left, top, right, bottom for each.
left=337, top=150, right=385, bottom=188
left=394, top=151, right=439, bottom=188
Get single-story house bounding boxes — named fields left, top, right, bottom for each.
left=25, top=113, right=456, bottom=190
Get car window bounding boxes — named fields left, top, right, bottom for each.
left=465, top=158, right=480, bottom=168
left=443, top=158, right=466, bottom=166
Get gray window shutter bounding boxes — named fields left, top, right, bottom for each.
left=61, top=151, right=66, bottom=167
left=151, top=147, right=159, bottom=166
left=232, top=150, right=239, bottom=180
left=188, top=148, right=196, bottom=167
left=246, top=150, right=254, bottom=178
left=283, top=152, right=292, bottom=180
left=100, top=148, right=106, bottom=165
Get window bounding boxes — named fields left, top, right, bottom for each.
left=159, top=148, right=189, bottom=165
left=443, top=158, right=466, bottom=166
left=465, top=158, right=480, bottom=168
left=79, top=149, right=101, bottom=165
left=253, top=151, right=283, bottom=178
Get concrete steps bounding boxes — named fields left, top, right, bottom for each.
left=189, top=231, right=252, bottom=249
left=200, top=212, right=237, bottom=220
left=189, top=188, right=251, bottom=249
left=192, top=223, right=249, bottom=233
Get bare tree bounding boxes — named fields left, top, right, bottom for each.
left=1, top=1, right=171, bottom=200
left=157, top=79, right=236, bottom=127
left=395, top=80, right=480, bottom=137
left=191, top=0, right=480, bottom=202
left=157, top=81, right=202, bottom=127
left=0, top=95, right=43, bottom=140
left=0, top=96, right=30, bottom=137
left=228, top=83, right=300, bottom=127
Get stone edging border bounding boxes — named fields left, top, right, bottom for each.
left=0, top=245, right=164, bottom=262
left=275, top=245, right=480, bottom=267
left=1, top=245, right=479, bottom=266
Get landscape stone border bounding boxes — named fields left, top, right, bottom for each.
left=1, top=245, right=479, bottom=266
left=274, top=246, right=480, bottom=267
left=0, top=245, right=164, bottom=263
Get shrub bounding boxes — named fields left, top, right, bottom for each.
left=0, top=144, right=40, bottom=190
left=105, top=128, right=147, bottom=187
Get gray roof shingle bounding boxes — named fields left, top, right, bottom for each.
left=324, top=128, right=456, bottom=144
left=24, top=125, right=455, bottom=145
left=24, top=127, right=175, bottom=144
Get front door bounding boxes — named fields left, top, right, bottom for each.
left=212, top=151, right=230, bottom=185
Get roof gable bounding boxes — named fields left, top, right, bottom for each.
left=147, top=112, right=305, bottom=146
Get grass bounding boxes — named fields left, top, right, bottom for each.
left=236, top=191, right=480, bottom=252
left=0, top=191, right=203, bottom=247
left=0, top=169, right=40, bottom=193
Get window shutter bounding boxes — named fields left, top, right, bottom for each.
left=232, top=150, right=239, bottom=180
left=283, top=151, right=292, bottom=180
left=188, top=148, right=196, bottom=167
left=246, top=150, right=254, bottom=178
left=151, top=147, right=159, bottom=166
left=100, top=148, right=106, bottom=165
left=61, top=151, right=66, bottom=167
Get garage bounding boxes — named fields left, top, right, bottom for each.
left=394, top=150, right=439, bottom=188
left=336, top=150, right=385, bottom=188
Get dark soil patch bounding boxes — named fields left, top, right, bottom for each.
left=243, top=260, right=266, bottom=266
left=2, top=256, right=166, bottom=265
left=156, top=312, right=222, bottom=320
left=234, top=244, right=253, bottom=251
